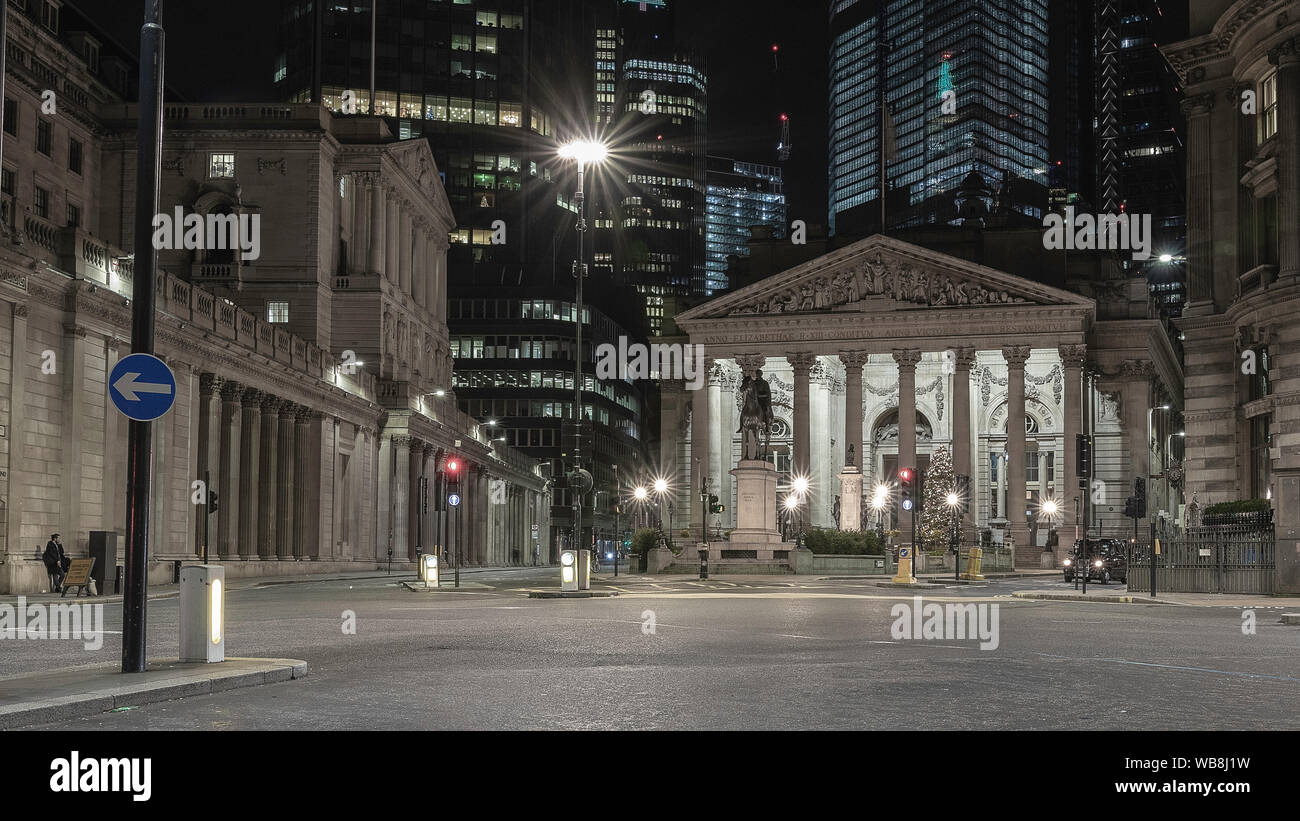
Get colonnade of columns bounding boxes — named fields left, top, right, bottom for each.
left=374, top=437, right=539, bottom=566
left=196, top=374, right=324, bottom=560
left=348, top=171, right=448, bottom=322
left=689, top=344, right=1104, bottom=556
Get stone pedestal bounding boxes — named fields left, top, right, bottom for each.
left=839, top=466, right=862, bottom=531
left=729, top=459, right=784, bottom=559
left=730, top=460, right=781, bottom=544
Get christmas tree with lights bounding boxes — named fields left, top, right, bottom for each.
left=919, top=445, right=956, bottom=552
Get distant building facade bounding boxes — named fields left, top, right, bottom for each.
left=704, top=156, right=785, bottom=294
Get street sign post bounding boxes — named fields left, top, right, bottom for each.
left=109, top=353, right=176, bottom=421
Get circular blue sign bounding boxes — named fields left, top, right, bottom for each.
left=109, top=353, right=177, bottom=422
left=448, top=494, right=461, bottom=507
left=902, top=499, right=914, bottom=511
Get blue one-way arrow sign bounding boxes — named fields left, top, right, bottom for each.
left=110, top=353, right=176, bottom=421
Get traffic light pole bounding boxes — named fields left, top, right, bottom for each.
left=122, top=0, right=165, bottom=674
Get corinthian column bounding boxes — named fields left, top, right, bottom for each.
left=392, top=435, right=412, bottom=561
left=840, top=351, right=869, bottom=468
left=237, top=387, right=262, bottom=559
left=369, top=176, right=387, bottom=277
left=399, top=212, right=413, bottom=295
left=689, top=352, right=713, bottom=542
left=277, top=403, right=297, bottom=560
left=1003, top=346, right=1031, bottom=558
left=258, top=396, right=282, bottom=559
left=351, top=173, right=370, bottom=274
left=217, top=381, right=242, bottom=558
left=1181, top=93, right=1215, bottom=310
left=1059, top=344, right=1086, bottom=554
left=952, top=348, right=976, bottom=527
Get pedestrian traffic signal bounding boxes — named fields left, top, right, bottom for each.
left=1133, top=476, right=1146, bottom=518
left=208, top=490, right=219, bottom=514
left=708, top=494, right=725, bottom=513
left=446, top=457, right=461, bottom=488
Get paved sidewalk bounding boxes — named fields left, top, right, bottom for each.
left=1012, top=589, right=1300, bottom=608
left=0, top=564, right=546, bottom=605
left=0, top=657, right=307, bottom=730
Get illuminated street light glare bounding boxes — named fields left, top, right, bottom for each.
left=784, top=495, right=799, bottom=511
left=791, top=475, right=809, bottom=495
left=946, top=492, right=959, bottom=506
left=653, top=477, right=668, bottom=494
left=634, top=486, right=648, bottom=500
left=1041, top=499, right=1059, bottom=516
left=558, top=140, right=609, bottom=167
left=1159, top=253, right=1173, bottom=263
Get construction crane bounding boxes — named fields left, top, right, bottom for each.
left=777, top=113, right=791, bottom=162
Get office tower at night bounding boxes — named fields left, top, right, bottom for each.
left=828, top=0, right=1050, bottom=237
left=1096, top=0, right=1188, bottom=316
left=705, top=157, right=786, bottom=293
left=591, top=0, right=708, bottom=333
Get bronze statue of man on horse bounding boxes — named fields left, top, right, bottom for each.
left=738, top=369, right=774, bottom=460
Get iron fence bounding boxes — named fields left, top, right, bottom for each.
left=1127, top=525, right=1275, bottom=594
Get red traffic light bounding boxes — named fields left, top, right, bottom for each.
left=898, top=467, right=914, bottom=484
left=779, top=113, right=788, bottom=122
left=446, top=458, right=460, bottom=474
left=771, top=44, right=780, bottom=52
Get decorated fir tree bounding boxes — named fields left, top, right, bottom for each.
left=919, top=445, right=956, bottom=552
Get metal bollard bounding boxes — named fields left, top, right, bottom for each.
left=699, top=546, right=709, bottom=580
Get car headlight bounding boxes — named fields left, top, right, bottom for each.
left=1063, top=558, right=1071, bottom=566
left=1094, top=560, right=1103, bottom=567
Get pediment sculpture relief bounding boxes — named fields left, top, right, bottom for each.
left=728, top=250, right=1027, bottom=315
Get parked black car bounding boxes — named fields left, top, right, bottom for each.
left=1062, top=539, right=1128, bottom=584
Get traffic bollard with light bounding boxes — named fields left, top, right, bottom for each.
left=699, top=546, right=709, bottom=580
left=961, top=547, right=984, bottom=580
left=561, top=550, right=578, bottom=592
left=892, top=545, right=916, bottom=584
left=420, top=554, right=439, bottom=588
left=578, top=549, right=592, bottom=590
left=180, top=565, right=224, bottom=663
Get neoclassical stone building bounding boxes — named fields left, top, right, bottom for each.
left=0, top=11, right=547, bottom=593
left=1164, top=0, right=1300, bottom=593
left=660, top=236, right=1182, bottom=567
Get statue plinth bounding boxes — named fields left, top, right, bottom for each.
left=729, top=459, right=782, bottom=546
left=839, top=466, right=862, bottom=531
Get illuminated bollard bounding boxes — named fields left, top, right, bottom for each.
left=180, top=565, right=224, bottom=663
left=962, top=547, right=985, bottom=581
left=892, top=545, right=917, bottom=584
left=561, top=550, right=578, bottom=592
left=420, top=554, right=440, bottom=588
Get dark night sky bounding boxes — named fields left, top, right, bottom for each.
left=81, top=0, right=829, bottom=223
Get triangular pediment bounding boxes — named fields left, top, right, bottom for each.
left=677, top=235, right=1093, bottom=323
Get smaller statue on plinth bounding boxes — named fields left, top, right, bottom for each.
left=846, top=443, right=856, bottom=467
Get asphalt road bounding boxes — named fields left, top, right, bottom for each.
left=5, top=569, right=1298, bottom=730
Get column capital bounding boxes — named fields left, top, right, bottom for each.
left=219, top=380, right=243, bottom=401
left=199, top=373, right=224, bottom=396
left=1057, top=343, right=1087, bottom=369
left=1268, top=37, right=1300, bottom=66
left=295, top=405, right=319, bottom=422
left=1179, top=92, right=1215, bottom=118
left=788, top=352, right=818, bottom=372
left=279, top=401, right=299, bottom=419
left=392, top=434, right=413, bottom=449
left=838, top=350, right=870, bottom=371
left=240, top=387, right=263, bottom=405
left=733, top=352, right=766, bottom=376
left=261, top=395, right=285, bottom=414
left=952, top=347, right=977, bottom=370
left=891, top=348, right=922, bottom=370
left=1001, top=346, right=1031, bottom=368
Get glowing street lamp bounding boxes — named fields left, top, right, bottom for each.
left=557, top=137, right=609, bottom=568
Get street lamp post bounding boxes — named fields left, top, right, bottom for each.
left=946, top=491, right=960, bottom=580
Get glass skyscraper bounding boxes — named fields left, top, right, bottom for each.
left=828, top=0, right=1050, bottom=236
left=705, top=157, right=786, bottom=293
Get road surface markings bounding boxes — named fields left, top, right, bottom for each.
left=1036, top=652, right=1300, bottom=683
